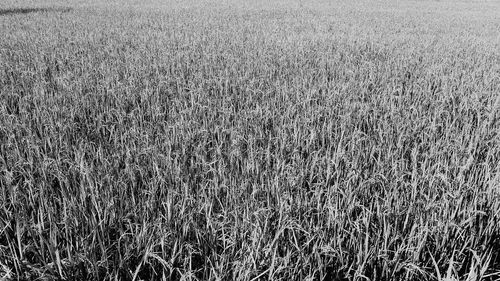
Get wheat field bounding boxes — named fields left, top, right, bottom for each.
left=1, top=0, right=500, bottom=280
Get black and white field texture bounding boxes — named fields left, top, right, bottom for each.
left=1, top=0, right=500, bottom=280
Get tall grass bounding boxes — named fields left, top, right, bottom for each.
left=1, top=0, right=500, bottom=280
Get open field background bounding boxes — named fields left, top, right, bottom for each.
left=1, top=0, right=500, bottom=280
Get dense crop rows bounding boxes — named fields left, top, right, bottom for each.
left=1, top=0, right=500, bottom=280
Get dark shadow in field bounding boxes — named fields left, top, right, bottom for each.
left=0, top=7, right=72, bottom=16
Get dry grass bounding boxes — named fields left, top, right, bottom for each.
left=1, top=0, right=500, bottom=280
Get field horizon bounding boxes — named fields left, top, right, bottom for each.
left=1, top=0, right=500, bottom=280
